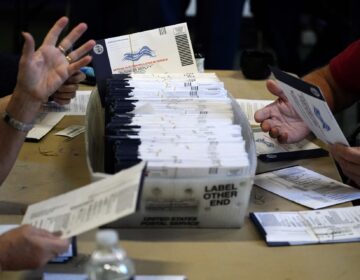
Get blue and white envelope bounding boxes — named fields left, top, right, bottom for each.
left=270, top=67, right=349, bottom=146
left=91, top=23, right=198, bottom=98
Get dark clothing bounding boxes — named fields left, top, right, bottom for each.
left=0, top=53, right=19, bottom=97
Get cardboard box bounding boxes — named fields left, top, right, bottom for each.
left=85, top=89, right=257, bottom=228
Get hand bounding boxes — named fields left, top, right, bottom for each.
left=0, top=225, right=70, bottom=270
left=330, top=144, right=360, bottom=187
left=51, top=71, right=85, bottom=105
left=254, top=80, right=311, bottom=143
left=10, top=17, right=95, bottom=120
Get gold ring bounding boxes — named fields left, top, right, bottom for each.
left=65, top=55, right=72, bottom=63
left=58, top=45, right=67, bottom=55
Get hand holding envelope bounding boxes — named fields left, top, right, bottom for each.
left=256, top=67, right=349, bottom=146
left=255, top=68, right=360, bottom=188
left=254, top=79, right=311, bottom=144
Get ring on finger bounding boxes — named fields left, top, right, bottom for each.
left=58, top=45, right=67, bottom=55
left=65, top=55, right=73, bottom=64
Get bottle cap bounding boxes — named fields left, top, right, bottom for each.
left=96, top=229, right=119, bottom=247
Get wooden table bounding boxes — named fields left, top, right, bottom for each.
left=1, top=71, right=359, bottom=280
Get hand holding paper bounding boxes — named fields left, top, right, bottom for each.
left=21, top=162, right=146, bottom=239
left=256, top=67, right=348, bottom=146
left=254, top=80, right=311, bottom=144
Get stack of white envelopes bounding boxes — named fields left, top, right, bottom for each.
left=86, top=72, right=256, bottom=228
left=104, top=73, right=250, bottom=179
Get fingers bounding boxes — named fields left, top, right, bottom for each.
left=266, top=80, right=288, bottom=101
left=57, top=22, right=88, bottom=52
left=43, top=16, right=69, bottom=46
left=20, top=32, right=35, bottom=62
left=66, top=39, right=96, bottom=65
left=254, top=104, right=274, bottom=123
left=57, top=83, right=79, bottom=93
left=66, top=71, right=86, bottom=84
left=52, top=92, right=76, bottom=105
left=330, top=144, right=360, bottom=165
left=330, top=144, right=360, bottom=186
left=51, top=72, right=84, bottom=105
left=68, top=55, right=93, bottom=75
left=26, top=226, right=70, bottom=254
left=44, top=237, right=71, bottom=254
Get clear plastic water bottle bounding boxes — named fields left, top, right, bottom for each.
left=86, top=229, right=135, bottom=280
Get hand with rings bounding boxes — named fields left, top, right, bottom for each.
left=13, top=16, right=96, bottom=108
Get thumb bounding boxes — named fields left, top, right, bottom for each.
left=21, top=32, right=35, bottom=62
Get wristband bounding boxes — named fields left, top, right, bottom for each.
left=2, top=111, right=34, bottom=132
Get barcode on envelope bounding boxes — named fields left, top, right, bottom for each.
left=175, top=34, right=194, bottom=67
left=159, top=27, right=167, bottom=35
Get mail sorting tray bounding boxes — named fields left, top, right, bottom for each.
left=85, top=81, right=256, bottom=228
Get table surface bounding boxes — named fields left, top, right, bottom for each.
left=1, top=70, right=359, bottom=280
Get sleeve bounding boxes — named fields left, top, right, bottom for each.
left=329, top=39, right=360, bottom=92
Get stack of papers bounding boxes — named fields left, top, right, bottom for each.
left=251, top=206, right=360, bottom=246
left=104, top=73, right=250, bottom=178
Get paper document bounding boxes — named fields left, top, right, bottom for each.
left=55, top=125, right=85, bottom=138
left=42, top=90, right=91, bottom=115
left=270, top=67, right=349, bottom=146
left=255, top=166, right=360, bottom=209
left=236, top=99, right=273, bottom=125
left=26, top=112, right=65, bottom=141
left=251, top=206, right=360, bottom=246
left=91, top=23, right=197, bottom=97
left=26, top=91, right=91, bottom=141
left=254, top=131, right=328, bottom=161
left=0, top=224, right=18, bottom=234
left=22, top=162, right=146, bottom=238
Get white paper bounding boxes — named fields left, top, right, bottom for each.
left=25, top=91, right=91, bottom=140
left=254, top=166, right=360, bottom=209
left=0, top=224, right=18, bottom=234
left=236, top=99, right=273, bottom=125
left=26, top=112, right=65, bottom=141
left=252, top=206, right=360, bottom=245
left=55, top=125, right=85, bottom=138
left=22, top=162, right=145, bottom=238
left=106, top=73, right=250, bottom=179
left=42, top=90, right=91, bottom=115
left=254, top=131, right=323, bottom=155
